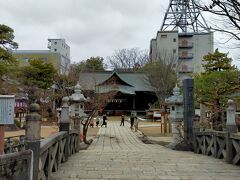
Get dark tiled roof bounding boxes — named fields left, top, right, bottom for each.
left=79, top=71, right=154, bottom=92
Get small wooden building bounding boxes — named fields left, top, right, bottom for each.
left=79, top=71, right=157, bottom=115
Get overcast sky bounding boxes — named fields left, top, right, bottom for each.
left=0, top=0, right=238, bottom=66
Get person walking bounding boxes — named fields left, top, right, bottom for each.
left=120, top=114, right=125, bottom=126
left=101, top=114, right=107, bottom=128
left=130, top=111, right=135, bottom=130
left=134, top=115, right=139, bottom=132
left=96, top=116, right=100, bottom=127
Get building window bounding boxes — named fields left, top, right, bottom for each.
left=54, top=49, right=57, bottom=52
left=54, top=42, right=57, bottom=45
left=161, top=34, right=167, bottom=38
left=173, top=49, right=176, bottom=53
left=182, top=39, right=188, bottom=46
left=173, top=38, right=176, bottom=42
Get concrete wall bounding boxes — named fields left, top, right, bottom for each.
left=150, top=39, right=157, bottom=61
left=193, top=32, right=214, bottom=72
left=0, top=150, right=32, bottom=180
left=155, top=31, right=179, bottom=61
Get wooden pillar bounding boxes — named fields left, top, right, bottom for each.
left=0, top=125, right=5, bottom=155
left=132, top=96, right=136, bottom=110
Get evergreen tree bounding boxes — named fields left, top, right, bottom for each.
left=0, top=24, right=18, bottom=76
left=21, top=59, right=56, bottom=89
left=195, top=50, right=239, bottom=130
left=21, top=59, right=57, bottom=103
left=74, top=56, right=105, bottom=73
left=202, top=49, right=235, bottom=72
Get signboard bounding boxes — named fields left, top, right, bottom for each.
left=0, top=95, right=15, bottom=125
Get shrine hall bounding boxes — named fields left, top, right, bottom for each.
left=79, top=71, right=157, bottom=115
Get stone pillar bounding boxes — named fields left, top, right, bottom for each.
left=60, top=97, right=70, bottom=161
left=226, top=99, right=237, bottom=133
left=25, top=103, right=41, bottom=180
left=183, top=78, right=194, bottom=146
left=60, top=97, right=70, bottom=132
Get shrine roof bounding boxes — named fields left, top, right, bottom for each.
left=78, top=71, right=154, bottom=92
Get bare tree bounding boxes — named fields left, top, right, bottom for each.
left=143, top=51, right=178, bottom=107
left=107, top=48, right=150, bottom=70
left=79, top=73, right=117, bottom=144
left=195, top=0, right=240, bottom=43
left=81, top=91, right=116, bottom=144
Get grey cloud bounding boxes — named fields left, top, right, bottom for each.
left=0, top=0, right=167, bottom=62
left=0, top=0, right=237, bottom=66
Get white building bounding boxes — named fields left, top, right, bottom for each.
left=150, top=31, right=214, bottom=78
left=48, top=39, right=71, bottom=75
left=150, top=0, right=214, bottom=80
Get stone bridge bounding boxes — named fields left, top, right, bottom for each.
left=50, top=121, right=240, bottom=180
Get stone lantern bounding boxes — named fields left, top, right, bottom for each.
left=69, top=82, right=87, bottom=131
left=165, top=85, right=183, bottom=148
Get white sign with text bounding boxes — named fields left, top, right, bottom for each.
left=0, top=95, right=15, bottom=125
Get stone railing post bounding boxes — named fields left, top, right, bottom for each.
left=25, top=103, right=41, bottom=180
left=226, top=99, right=237, bottom=133
left=225, top=132, right=233, bottom=164
left=59, top=97, right=70, bottom=161
left=60, top=97, right=70, bottom=132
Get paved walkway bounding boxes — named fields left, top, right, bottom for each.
left=51, top=121, right=240, bottom=180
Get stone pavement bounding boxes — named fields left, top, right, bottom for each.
left=51, top=121, right=240, bottom=180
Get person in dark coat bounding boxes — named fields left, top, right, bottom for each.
left=101, top=114, right=107, bottom=128
left=130, top=111, right=135, bottom=130
left=120, top=114, right=125, bottom=126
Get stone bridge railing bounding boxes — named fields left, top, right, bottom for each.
left=194, top=131, right=240, bottom=166
left=0, top=150, right=32, bottom=180
left=1, top=130, right=79, bottom=180
left=0, top=101, right=81, bottom=180
left=39, top=130, right=79, bottom=179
